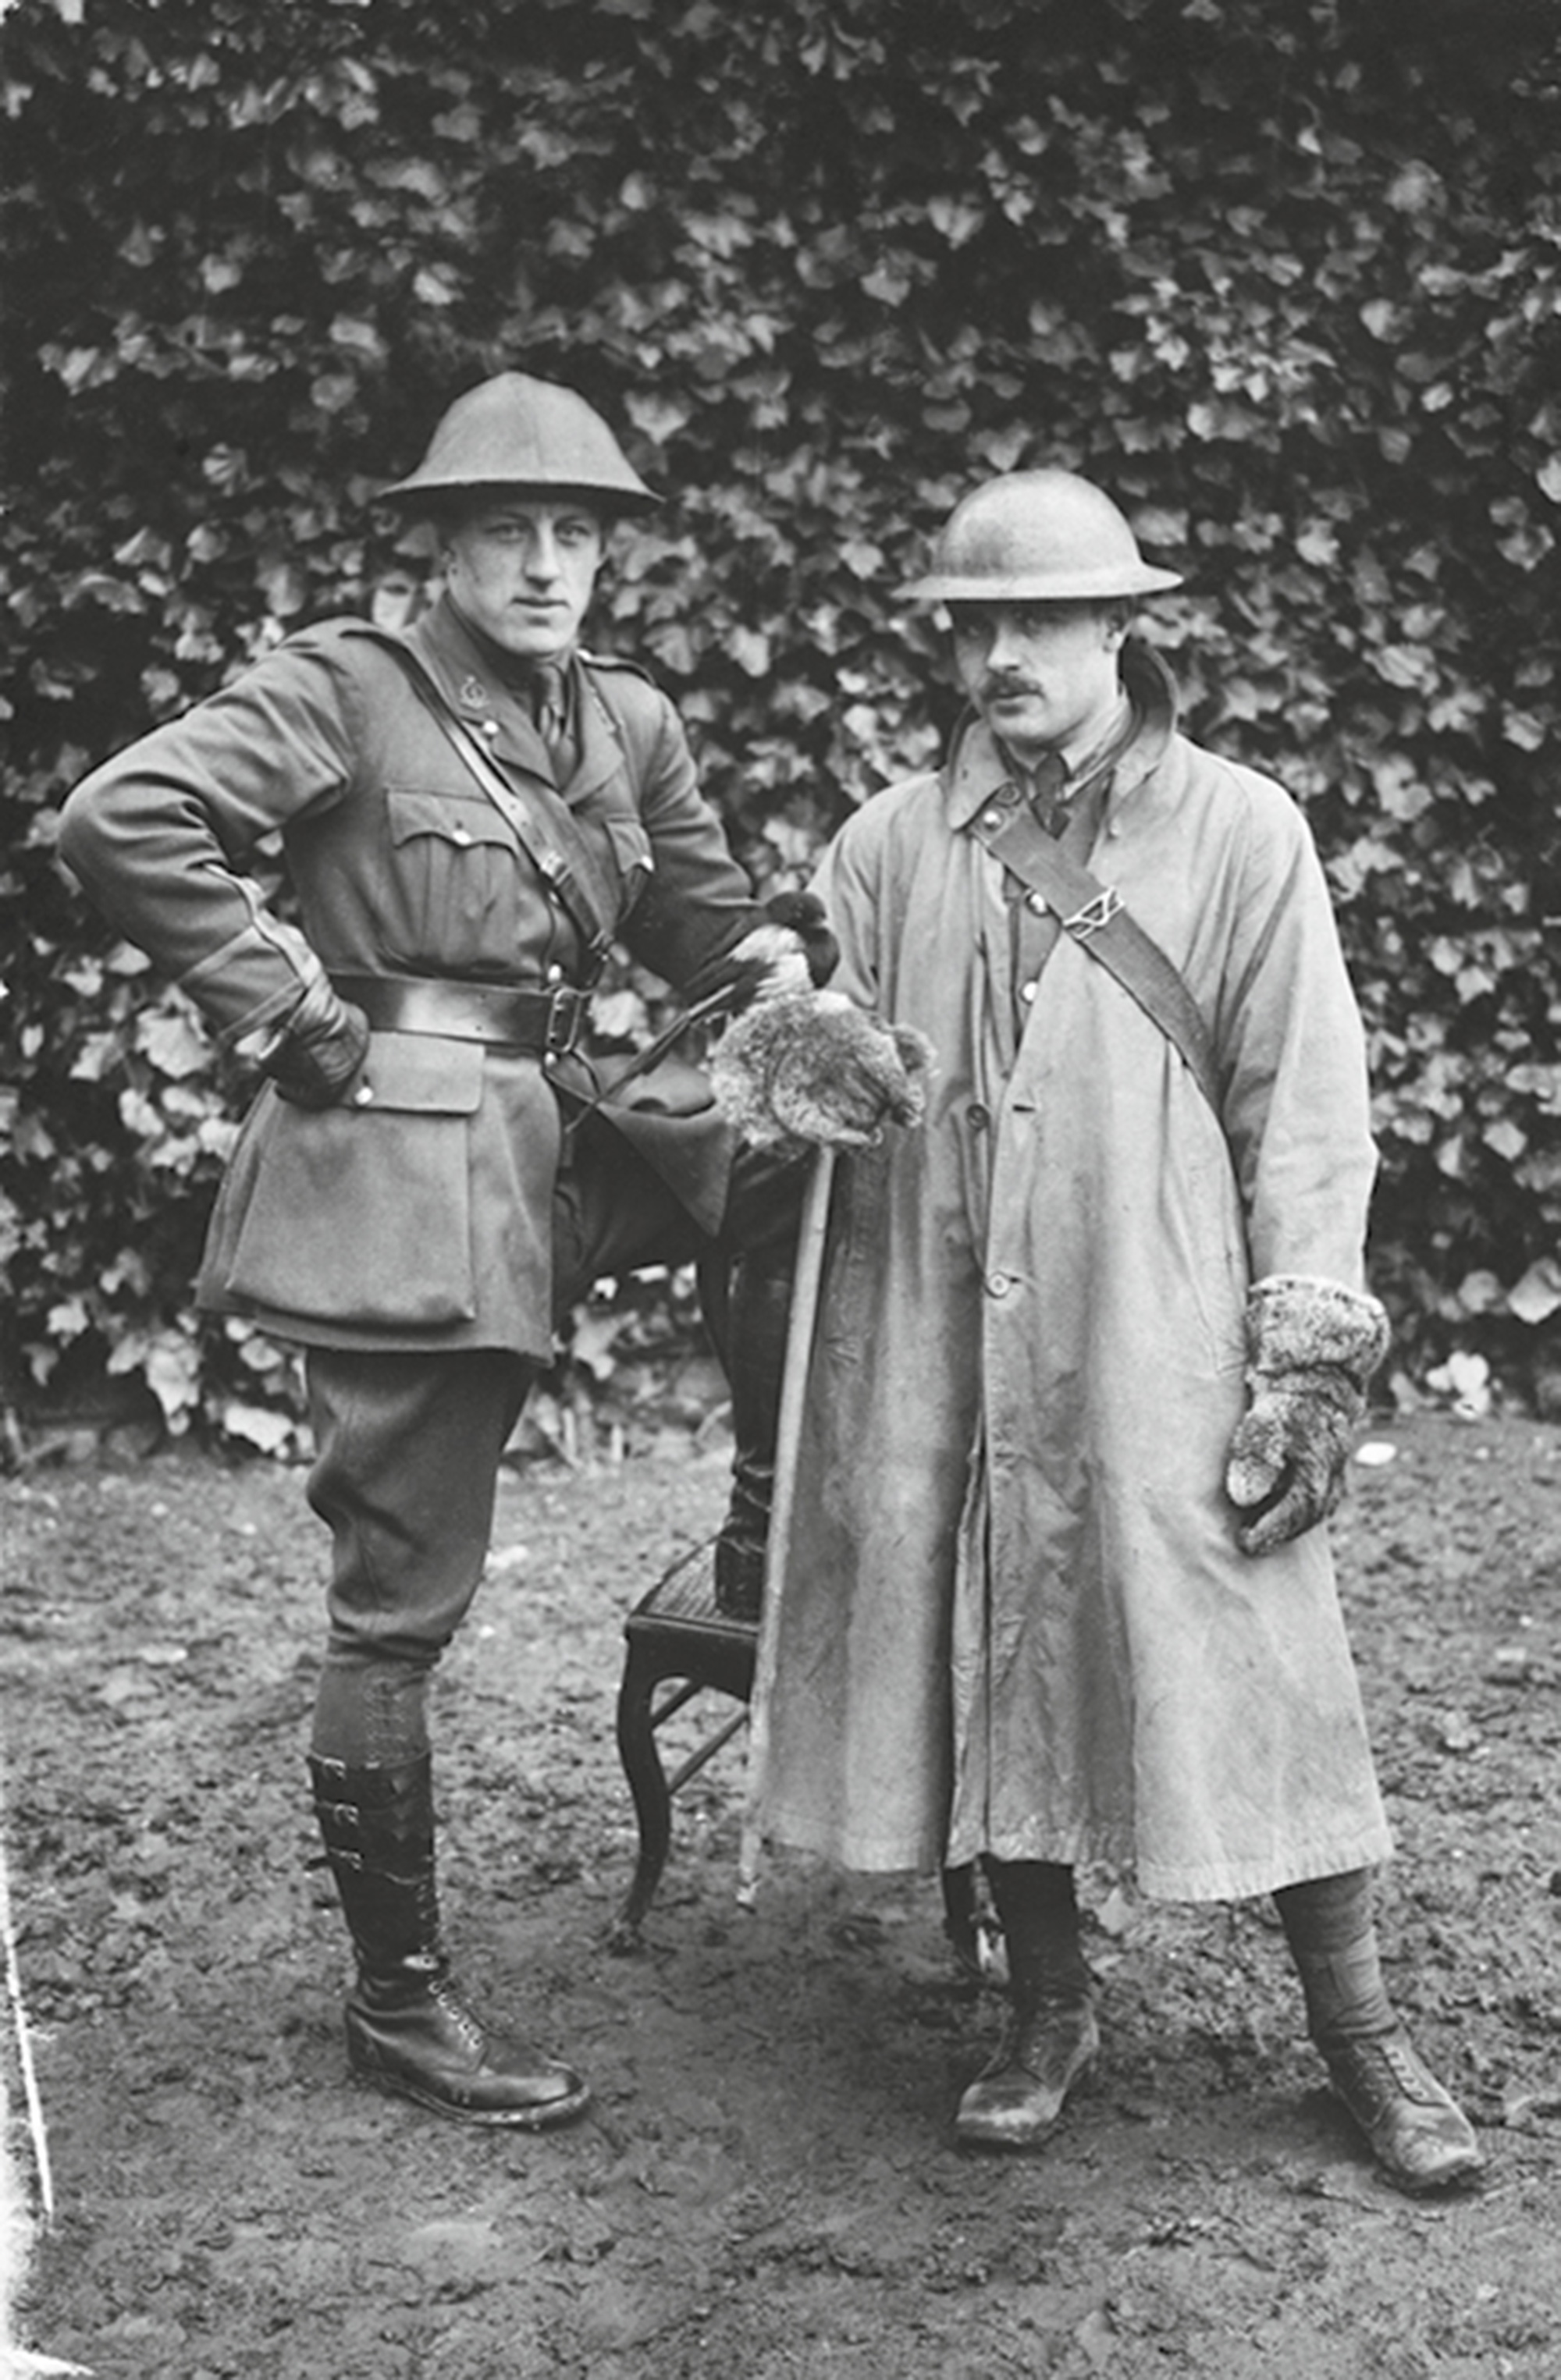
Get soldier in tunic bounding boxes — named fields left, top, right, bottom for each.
left=59, top=372, right=919, bottom=2128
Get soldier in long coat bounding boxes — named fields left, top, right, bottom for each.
left=744, top=469, right=1484, bottom=2195
left=58, top=372, right=914, bottom=2129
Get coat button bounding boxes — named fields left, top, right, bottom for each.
left=1019, top=979, right=1039, bottom=1005
left=985, top=1270, right=1012, bottom=1298
left=479, top=718, right=500, bottom=739
left=981, top=810, right=1004, bottom=832
left=968, top=1103, right=990, bottom=1132
left=1026, top=890, right=1048, bottom=915
left=352, top=1082, right=375, bottom=1107
left=451, top=826, right=473, bottom=847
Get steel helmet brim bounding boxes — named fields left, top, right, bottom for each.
left=379, top=471, right=660, bottom=518
left=898, top=561, right=1184, bottom=602
left=898, top=468, right=1185, bottom=606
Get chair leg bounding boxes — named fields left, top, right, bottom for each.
left=608, top=1642, right=673, bottom=1951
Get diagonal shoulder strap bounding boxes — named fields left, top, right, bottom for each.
left=970, top=799, right=1222, bottom=1115
left=348, top=624, right=617, bottom=977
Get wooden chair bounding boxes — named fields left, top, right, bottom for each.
left=607, top=1533, right=998, bottom=1976
left=607, top=1535, right=756, bottom=1949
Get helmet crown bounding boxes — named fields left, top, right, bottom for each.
left=381, top=372, right=657, bottom=514
left=900, top=469, right=1182, bottom=602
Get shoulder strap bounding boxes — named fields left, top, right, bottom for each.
left=347, top=624, right=617, bottom=978
left=971, top=800, right=1221, bottom=1115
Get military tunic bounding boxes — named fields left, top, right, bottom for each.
left=59, top=594, right=763, bottom=1361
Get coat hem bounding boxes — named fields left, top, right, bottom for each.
left=750, top=1818, right=949, bottom=1877
left=772, top=1818, right=1399, bottom=1901
left=942, top=1823, right=1396, bottom=1906
left=195, top=1288, right=555, bottom=1366
left=1129, top=1824, right=1396, bottom=1907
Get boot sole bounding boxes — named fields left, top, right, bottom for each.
left=350, top=2053, right=592, bottom=2130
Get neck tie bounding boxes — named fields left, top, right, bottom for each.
left=1029, top=751, right=1070, bottom=840
left=532, top=663, right=574, bottom=781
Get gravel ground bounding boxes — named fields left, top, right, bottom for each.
left=2, top=1409, right=1560, bottom=2378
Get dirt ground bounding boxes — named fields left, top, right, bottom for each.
left=3, top=1408, right=1560, bottom=2380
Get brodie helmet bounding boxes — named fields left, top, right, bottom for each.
left=380, top=372, right=658, bottom=515
left=899, top=468, right=1182, bottom=602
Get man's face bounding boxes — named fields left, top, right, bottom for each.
left=951, top=600, right=1127, bottom=765
left=441, top=496, right=606, bottom=660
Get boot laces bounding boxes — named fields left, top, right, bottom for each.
left=428, top=1974, right=487, bottom=2055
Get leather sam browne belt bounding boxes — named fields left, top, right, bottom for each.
left=331, top=972, right=590, bottom=1059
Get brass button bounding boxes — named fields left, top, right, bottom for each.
left=352, top=1082, right=375, bottom=1107
left=968, top=1103, right=990, bottom=1132
left=1026, top=890, right=1048, bottom=915
left=985, top=1271, right=1012, bottom=1298
left=1019, top=980, right=1039, bottom=1005
left=451, top=826, right=473, bottom=847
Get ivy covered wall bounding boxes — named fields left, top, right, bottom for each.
left=2, top=0, right=1558, bottom=1440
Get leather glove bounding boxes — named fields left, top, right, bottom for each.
left=710, top=989, right=934, bottom=1152
left=761, top=889, right=839, bottom=988
left=258, top=971, right=371, bottom=1109
left=687, top=892, right=839, bottom=1013
left=1225, top=1276, right=1390, bottom=1555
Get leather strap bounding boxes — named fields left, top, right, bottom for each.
left=332, top=972, right=591, bottom=1058
left=347, top=626, right=617, bottom=979
left=969, top=794, right=1221, bottom=1114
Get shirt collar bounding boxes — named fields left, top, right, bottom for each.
left=944, top=638, right=1178, bottom=829
left=410, top=592, right=578, bottom=718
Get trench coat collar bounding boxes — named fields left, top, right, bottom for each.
left=404, top=595, right=620, bottom=802
left=943, top=637, right=1179, bottom=831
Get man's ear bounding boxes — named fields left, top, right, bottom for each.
left=1101, top=600, right=1134, bottom=653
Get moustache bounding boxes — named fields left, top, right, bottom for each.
left=980, top=677, right=1045, bottom=702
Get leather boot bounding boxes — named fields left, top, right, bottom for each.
left=1275, top=1871, right=1483, bottom=2194
left=711, top=1250, right=793, bottom=1622
left=955, top=1860, right=1098, bottom=2150
left=309, top=1754, right=590, bottom=2130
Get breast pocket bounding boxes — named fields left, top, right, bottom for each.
left=381, top=789, right=522, bottom=972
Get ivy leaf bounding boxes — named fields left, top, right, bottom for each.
left=137, top=1010, right=212, bottom=1079
left=1509, top=1258, right=1561, bottom=1324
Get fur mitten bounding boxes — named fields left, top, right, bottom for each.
left=1225, top=1275, right=1390, bottom=1556
left=710, top=989, right=934, bottom=1152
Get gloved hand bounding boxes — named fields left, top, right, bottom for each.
left=1225, top=1276, right=1390, bottom=1555
left=761, top=889, right=839, bottom=988
left=258, top=971, right=371, bottom=1109
left=688, top=891, right=839, bottom=1013
left=710, top=989, right=934, bottom=1152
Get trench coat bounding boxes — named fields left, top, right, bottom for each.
left=58, top=594, right=762, bottom=1359
left=751, top=645, right=1394, bottom=1903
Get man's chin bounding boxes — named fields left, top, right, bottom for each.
left=984, top=704, right=1056, bottom=756
left=497, top=622, right=575, bottom=661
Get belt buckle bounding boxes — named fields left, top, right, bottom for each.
left=1064, top=886, right=1122, bottom=939
left=543, top=983, right=585, bottom=1060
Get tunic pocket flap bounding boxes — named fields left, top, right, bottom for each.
left=386, top=790, right=515, bottom=852
left=355, top=1031, right=485, bottom=1114
left=604, top=815, right=655, bottom=873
